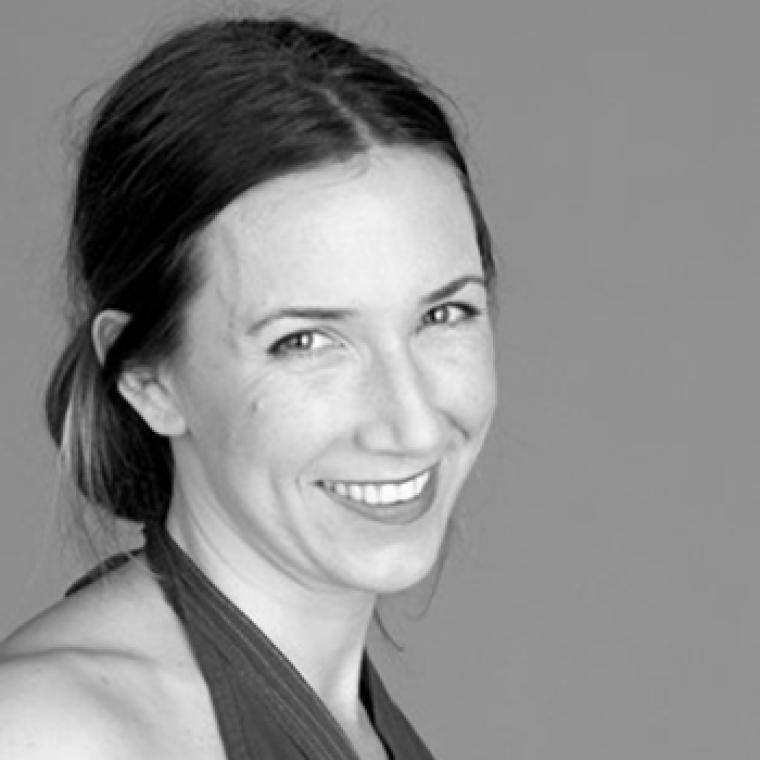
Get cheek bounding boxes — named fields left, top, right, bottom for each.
left=225, top=372, right=351, bottom=472
left=429, top=331, right=497, bottom=431
left=473, top=337, right=498, bottom=418
left=176, top=360, right=265, bottom=470
left=458, top=361, right=497, bottom=441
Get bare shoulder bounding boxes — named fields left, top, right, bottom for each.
left=0, top=558, right=215, bottom=759
left=0, top=648, right=143, bottom=759
left=3, top=554, right=165, bottom=650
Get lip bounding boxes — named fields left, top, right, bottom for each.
left=317, top=465, right=439, bottom=526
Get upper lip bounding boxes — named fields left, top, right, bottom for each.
left=317, top=465, right=435, bottom=486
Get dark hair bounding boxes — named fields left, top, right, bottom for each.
left=45, top=15, right=495, bottom=525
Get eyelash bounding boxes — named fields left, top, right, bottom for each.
left=268, top=302, right=482, bottom=358
left=420, top=301, right=481, bottom=328
left=268, top=330, right=335, bottom=357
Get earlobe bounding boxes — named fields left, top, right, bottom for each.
left=92, top=309, right=187, bottom=437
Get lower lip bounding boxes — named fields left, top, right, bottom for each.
left=319, top=467, right=439, bottom=526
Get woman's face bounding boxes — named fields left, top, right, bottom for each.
left=166, top=146, right=496, bottom=596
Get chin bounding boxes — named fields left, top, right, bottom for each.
left=343, top=522, right=450, bottom=596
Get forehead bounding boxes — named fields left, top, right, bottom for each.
left=197, top=147, right=481, bottom=316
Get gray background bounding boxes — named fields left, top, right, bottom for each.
left=1, top=1, right=759, bottom=758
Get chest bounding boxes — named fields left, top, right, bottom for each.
left=127, top=668, right=390, bottom=760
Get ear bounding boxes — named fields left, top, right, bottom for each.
left=91, top=308, right=130, bottom=366
left=91, top=310, right=188, bottom=437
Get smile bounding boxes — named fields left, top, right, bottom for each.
left=320, top=470, right=431, bottom=507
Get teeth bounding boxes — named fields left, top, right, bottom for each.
left=414, top=471, right=430, bottom=495
left=323, top=470, right=431, bottom=506
left=379, top=484, right=396, bottom=503
left=399, top=479, right=416, bottom=501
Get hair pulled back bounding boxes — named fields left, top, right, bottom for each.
left=45, top=15, right=495, bottom=526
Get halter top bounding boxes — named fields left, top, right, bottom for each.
left=68, top=526, right=436, bottom=760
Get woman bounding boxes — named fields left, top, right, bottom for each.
left=0, top=15, right=496, bottom=760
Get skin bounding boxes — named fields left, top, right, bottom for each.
left=0, top=146, right=496, bottom=759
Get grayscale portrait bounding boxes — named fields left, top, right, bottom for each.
left=0, top=2, right=757, bottom=759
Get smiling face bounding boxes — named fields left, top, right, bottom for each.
left=162, top=146, right=496, bottom=597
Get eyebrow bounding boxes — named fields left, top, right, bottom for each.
left=247, top=274, right=486, bottom=334
left=420, top=274, right=486, bottom=305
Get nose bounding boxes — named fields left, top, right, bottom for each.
left=354, top=344, right=445, bottom=456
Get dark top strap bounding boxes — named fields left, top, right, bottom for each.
left=64, top=549, right=141, bottom=596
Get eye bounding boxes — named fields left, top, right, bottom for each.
left=268, top=330, right=338, bottom=358
left=422, top=302, right=480, bottom=327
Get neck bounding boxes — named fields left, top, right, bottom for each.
left=164, top=497, right=377, bottom=728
